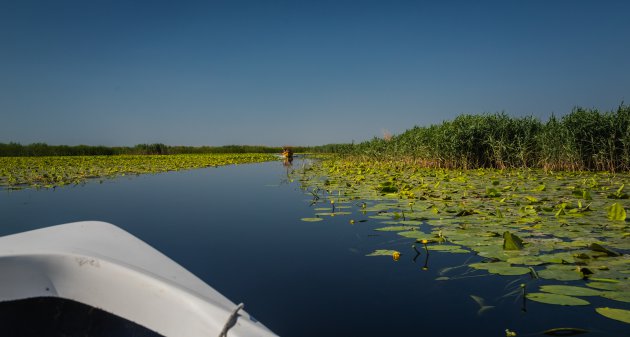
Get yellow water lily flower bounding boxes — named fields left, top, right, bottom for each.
left=392, top=251, right=401, bottom=261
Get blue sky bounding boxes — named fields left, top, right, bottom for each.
left=1, top=0, right=629, bottom=146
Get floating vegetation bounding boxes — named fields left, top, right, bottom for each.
left=300, top=217, right=324, bottom=222
left=294, top=157, right=630, bottom=323
left=595, top=307, right=630, bottom=324
left=366, top=249, right=400, bottom=257
left=608, top=203, right=627, bottom=221
left=469, top=262, right=531, bottom=276
left=0, top=153, right=276, bottom=189
left=526, top=293, right=590, bottom=306
left=503, top=231, right=524, bottom=250
left=538, top=285, right=602, bottom=297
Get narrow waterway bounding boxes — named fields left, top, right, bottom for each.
left=1, top=160, right=626, bottom=336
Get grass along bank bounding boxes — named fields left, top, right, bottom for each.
left=0, top=143, right=314, bottom=157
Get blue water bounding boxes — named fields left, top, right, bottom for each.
left=1, top=160, right=628, bottom=336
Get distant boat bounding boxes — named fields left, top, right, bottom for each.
left=281, top=147, right=293, bottom=160
left=0, top=221, right=278, bottom=337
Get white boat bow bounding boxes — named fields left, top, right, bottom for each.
left=0, top=221, right=278, bottom=337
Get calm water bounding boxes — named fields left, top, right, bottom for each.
left=1, top=160, right=628, bottom=336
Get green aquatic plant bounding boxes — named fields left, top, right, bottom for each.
left=301, top=217, right=324, bottom=222
left=294, top=156, right=630, bottom=323
left=469, top=262, right=530, bottom=276
left=526, top=293, right=590, bottom=306
left=0, top=153, right=276, bottom=189
left=595, top=307, right=630, bottom=324
left=607, top=184, right=629, bottom=199
left=366, top=249, right=400, bottom=257
left=607, top=203, right=627, bottom=221
left=538, top=285, right=602, bottom=297
left=503, top=231, right=524, bottom=250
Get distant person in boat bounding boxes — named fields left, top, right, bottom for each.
left=282, top=147, right=293, bottom=167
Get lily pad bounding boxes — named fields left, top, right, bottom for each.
left=301, top=217, right=324, bottom=222
left=427, top=244, right=469, bottom=253
left=469, top=262, right=530, bottom=276
left=315, top=211, right=352, bottom=216
left=507, top=256, right=544, bottom=266
left=539, top=285, right=602, bottom=296
left=538, top=252, right=576, bottom=264
left=397, top=231, right=431, bottom=240
left=503, top=231, right=524, bottom=250
left=587, top=282, right=621, bottom=291
left=399, top=220, right=424, bottom=226
left=375, top=226, right=416, bottom=231
left=537, top=265, right=583, bottom=281
left=489, top=265, right=531, bottom=276
left=366, top=249, right=400, bottom=257
left=595, top=307, right=630, bottom=324
left=369, top=215, right=393, bottom=220
left=607, top=203, right=627, bottom=221
left=590, top=243, right=621, bottom=257
left=600, top=292, right=630, bottom=303
left=473, top=245, right=510, bottom=261
left=526, top=293, right=590, bottom=306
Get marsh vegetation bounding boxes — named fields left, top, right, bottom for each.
left=319, top=104, right=630, bottom=172
left=0, top=153, right=275, bottom=189
left=0, top=143, right=308, bottom=156
left=295, top=157, right=630, bottom=326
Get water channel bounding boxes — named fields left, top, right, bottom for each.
left=1, top=160, right=627, bottom=336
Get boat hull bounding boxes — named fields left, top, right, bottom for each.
left=0, top=221, right=277, bottom=337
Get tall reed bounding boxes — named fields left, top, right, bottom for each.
left=318, top=104, right=630, bottom=172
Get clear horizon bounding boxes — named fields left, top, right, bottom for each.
left=2, top=0, right=629, bottom=147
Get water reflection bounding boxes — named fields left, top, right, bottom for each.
left=411, top=244, right=431, bottom=271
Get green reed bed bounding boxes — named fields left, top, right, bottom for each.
left=327, top=104, right=630, bottom=172
left=0, top=153, right=276, bottom=189
left=0, top=143, right=301, bottom=156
